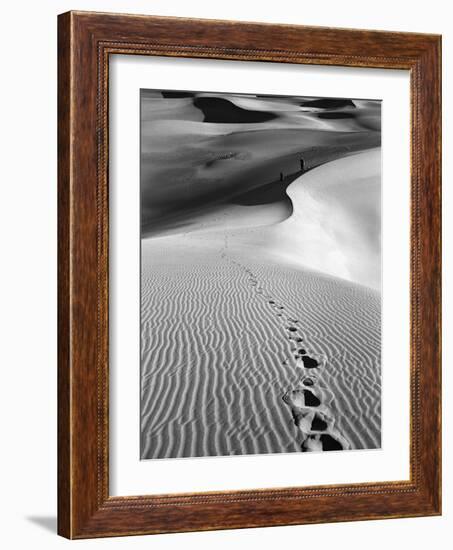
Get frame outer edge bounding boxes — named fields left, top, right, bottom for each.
left=57, top=11, right=73, bottom=539
left=57, top=10, right=442, bottom=538
left=438, top=35, right=442, bottom=515
left=435, top=35, right=442, bottom=515
left=425, top=35, right=442, bottom=514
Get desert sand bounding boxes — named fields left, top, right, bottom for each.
left=140, top=91, right=381, bottom=459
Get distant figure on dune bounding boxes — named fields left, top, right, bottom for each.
left=300, top=158, right=305, bottom=172
left=280, top=172, right=284, bottom=182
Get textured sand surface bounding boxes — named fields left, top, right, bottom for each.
left=140, top=150, right=381, bottom=459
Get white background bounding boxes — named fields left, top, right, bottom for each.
left=0, top=1, right=450, bottom=548
left=111, top=56, right=410, bottom=495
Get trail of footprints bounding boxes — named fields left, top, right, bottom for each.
left=222, top=235, right=350, bottom=452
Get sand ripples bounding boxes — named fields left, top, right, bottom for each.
left=141, top=232, right=380, bottom=459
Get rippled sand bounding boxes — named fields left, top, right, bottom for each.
left=140, top=151, right=381, bottom=459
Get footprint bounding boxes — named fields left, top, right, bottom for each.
left=303, top=389, right=321, bottom=407
left=283, top=389, right=320, bottom=408
left=291, top=408, right=314, bottom=433
left=283, top=353, right=350, bottom=453
left=299, top=355, right=319, bottom=369
left=311, top=414, right=328, bottom=431
left=320, top=434, right=345, bottom=451
left=302, top=435, right=323, bottom=452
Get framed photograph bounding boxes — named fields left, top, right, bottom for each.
left=58, top=11, right=441, bottom=538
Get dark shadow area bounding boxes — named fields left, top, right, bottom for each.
left=161, top=91, right=195, bottom=98
left=231, top=171, right=301, bottom=206
left=311, top=415, right=328, bottom=431
left=300, top=98, right=355, bottom=109
left=321, top=434, right=344, bottom=451
left=301, top=356, right=319, bottom=369
left=26, top=516, right=57, bottom=534
left=303, top=390, right=321, bottom=407
left=193, top=97, right=277, bottom=123
left=317, top=111, right=355, bottom=119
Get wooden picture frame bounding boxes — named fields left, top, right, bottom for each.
left=58, top=10, right=441, bottom=539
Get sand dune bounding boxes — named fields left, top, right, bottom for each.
left=140, top=154, right=381, bottom=459
left=140, top=90, right=381, bottom=459
left=223, top=149, right=382, bottom=290
left=141, top=235, right=381, bottom=458
left=140, top=90, right=380, bottom=237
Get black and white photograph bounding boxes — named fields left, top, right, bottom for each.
left=140, top=89, right=382, bottom=459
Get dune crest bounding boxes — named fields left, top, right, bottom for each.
left=269, top=148, right=382, bottom=290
